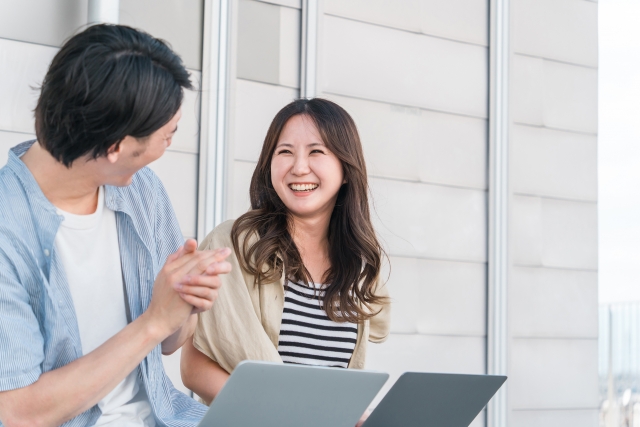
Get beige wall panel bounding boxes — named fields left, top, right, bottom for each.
left=162, top=349, right=190, bottom=395
left=237, top=0, right=281, bottom=85
left=512, top=55, right=598, bottom=134
left=325, top=0, right=422, bottom=34
left=279, top=6, right=301, bottom=88
left=322, top=16, right=488, bottom=118
left=371, top=178, right=486, bottom=262
left=510, top=267, right=598, bottom=338
left=326, top=94, right=421, bottom=181
left=511, top=409, right=598, bottom=427
left=119, top=0, right=204, bottom=70
left=326, top=94, right=487, bottom=189
left=256, top=0, right=301, bottom=8
left=234, top=79, right=298, bottom=162
left=509, top=338, right=598, bottom=409
left=511, top=196, right=597, bottom=270
left=0, top=39, right=57, bottom=134
left=0, top=131, right=35, bottom=168
left=0, top=0, right=86, bottom=47
left=513, top=0, right=598, bottom=67
left=229, top=160, right=256, bottom=219
left=148, top=151, right=198, bottom=238
left=511, top=124, right=597, bottom=201
left=511, top=55, right=544, bottom=126
left=171, top=71, right=201, bottom=155
left=325, top=0, right=488, bottom=46
left=542, top=60, right=598, bottom=134
left=384, top=256, right=486, bottom=336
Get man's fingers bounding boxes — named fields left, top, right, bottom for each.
left=179, top=293, right=216, bottom=312
left=183, top=239, right=198, bottom=253
left=175, top=275, right=222, bottom=292
left=176, top=283, right=218, bottom=299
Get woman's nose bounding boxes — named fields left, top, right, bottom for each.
left=291, top=154, right=311, bottom=176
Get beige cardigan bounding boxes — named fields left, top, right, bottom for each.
left=192, top=219, right=391, bottom=373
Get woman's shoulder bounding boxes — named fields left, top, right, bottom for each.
left=198, top=219, right=236, bottom=251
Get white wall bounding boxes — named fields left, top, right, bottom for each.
left=507, top=0, right=599, bottom=425
left=314, top=1, right=490, bottom=425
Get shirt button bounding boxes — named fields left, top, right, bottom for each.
left=44, top=249, right=50, bottom=257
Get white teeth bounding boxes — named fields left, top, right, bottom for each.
left=289, top=183, right=318, bottom=192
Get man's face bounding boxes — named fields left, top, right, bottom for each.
left=101, top=109, right=182, bottom=186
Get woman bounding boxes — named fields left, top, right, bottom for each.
left=181, top=98, right=390, bottom=411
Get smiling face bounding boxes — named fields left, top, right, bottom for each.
left=270, top=114, right=344, bottom=221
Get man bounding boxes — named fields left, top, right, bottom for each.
left=0, top=24, right=229, bottom=427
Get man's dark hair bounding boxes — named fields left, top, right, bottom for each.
left=35, top=24, right=193, bottom=167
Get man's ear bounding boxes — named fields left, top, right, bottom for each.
left=106, top=139, right=125, bottom=164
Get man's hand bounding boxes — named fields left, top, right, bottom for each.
left=145, top=240, right=231, bottom=339
left=155, top=239, right=232, bottom=355
left=173, top=239, right=232, bottom=314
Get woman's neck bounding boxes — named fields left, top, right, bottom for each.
left=289, top=213, right=331, bottom=282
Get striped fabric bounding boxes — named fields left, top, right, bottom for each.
left=0, top=141, right=206, bottom=427
left=278, top=281, right=358, bottom=368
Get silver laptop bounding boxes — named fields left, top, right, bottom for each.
left=197, top=361, right=389, bottom=427
left=362, top=372, right=507, bottom=427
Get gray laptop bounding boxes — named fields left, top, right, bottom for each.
left=363, top=372, right=507, bottom=427
left=197, top=361, right=389, bottom=427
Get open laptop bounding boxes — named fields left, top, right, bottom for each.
left=197, top=361, right=389, bottom=427
left=363, top=372, right=507, bottom=427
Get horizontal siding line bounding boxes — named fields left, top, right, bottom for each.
left=324, top=13, right=488, bottom=48
left=512, top=191, right=597, bottom=204
left=322, top=90, right=488, bottom=121
left=511, top=407, right=600, bottom=412
left=514, top=52, right=598, bottom=70
left=512, top=264, right=597, bottom=273
left=166, top=147, right=199, bottom=156
left=254, top=0, right=301, bottom=10
left=369, top=174, right=487, bottom=192
left=384, top=253, right=486, bottom=265
left=513, top=122, right=598, bottom=137
left=388, top=332, right=486, bottom=339
left=511, top=336, right=598, bottom=342
left=0, top=36, right=59, bottom=49
left=236, top=77, right=300, bottom=91
left=0, top=129, right=34, bottom=136
left=234, top=158, right=258, bottom=164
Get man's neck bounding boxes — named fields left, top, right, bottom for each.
left=20, top=142, right=101, bottom=215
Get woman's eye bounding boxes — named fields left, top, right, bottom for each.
left=277, top=149, right=292, bottom=155
left=310, top=149, right=325, bottom=154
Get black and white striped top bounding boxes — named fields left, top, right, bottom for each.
left=278, top=281, right=358, bottom=368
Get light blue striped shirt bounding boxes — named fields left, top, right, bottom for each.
left=0, top=141, right=206, bottom=426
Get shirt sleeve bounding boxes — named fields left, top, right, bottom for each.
left=0, top=248, right=44, bottom=391
left=151, top=171, right=185, bottom=265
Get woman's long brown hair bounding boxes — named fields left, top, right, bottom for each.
left=230, top=98, right=387, bottom=323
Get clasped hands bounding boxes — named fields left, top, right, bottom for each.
left=147, top=239, right=232, bottom=338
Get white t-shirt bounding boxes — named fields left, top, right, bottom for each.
left=54, top=186, right=155, bottom=427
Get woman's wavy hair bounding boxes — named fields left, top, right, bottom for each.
left=231, top=98, right=387, bottom=323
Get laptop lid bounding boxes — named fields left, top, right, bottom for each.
left=198, top=361, right=389, bottom=427
left=363, top=372, right=507, bottom=427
